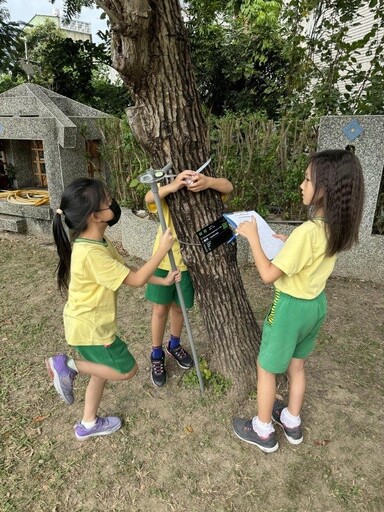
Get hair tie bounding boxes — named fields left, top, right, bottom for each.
left=56, top=208, right=64, bottom=216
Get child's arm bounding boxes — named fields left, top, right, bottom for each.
left=187, top=173, right=233, bottom=194
left=123, top=228, right=175, bottom=288
left=236, top=217, right=284, bottom=285
left=144, top=170, right=196, bottom=205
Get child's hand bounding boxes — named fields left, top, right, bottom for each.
left=236, top=217, right=259, bottom=241
left=186, top=173, right=210, bottom=192
left=273, top=233, right=288, bottom=242
left=164, top=268, right=181, bottom=285
left=159, top=228, right=174, bottom=252
left=173, top=170, right=195, bottom=191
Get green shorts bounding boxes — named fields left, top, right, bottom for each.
left=74, top=335, right=136, bottom=374
left=145, top=269, right=194, bottom=308
left=258, top=289, right=327, bottom=374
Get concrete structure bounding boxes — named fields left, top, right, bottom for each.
left=0, top=83, right=109, bottom=235
left=314, top=115, right=384, bottom=282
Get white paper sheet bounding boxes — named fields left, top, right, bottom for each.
left=223, top=211, right=285, bottom=260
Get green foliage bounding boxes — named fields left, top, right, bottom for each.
left=210, top=112, right=317, bottom=220
left=186, top=0, right=289, bottom=118
left=183, top=357, right=232, bottom=396
left=0, top=18, right=127, bottom=117
left=0, top=0, right=24, bottom=74
left=98, top=117, right=150, bottom=210
left=279, top=1, right=384, bottom=117
left=0, top=73, right=24, bottom=93
left=23, top=20, right=110, bottom=104
left=100, top=112, right=316, bottom=219
left=90, top=69, right=131, bottom=117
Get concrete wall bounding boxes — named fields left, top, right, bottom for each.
left=316, top=115, right=384, bottom=283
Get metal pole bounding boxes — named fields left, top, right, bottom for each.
left=24, top=39, right=30, bottom=82
left=139, top=164, right=205, bottom=393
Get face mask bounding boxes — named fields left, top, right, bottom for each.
left=106, top=198, right=121, bottom=227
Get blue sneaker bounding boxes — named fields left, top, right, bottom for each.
left=74, top=416, right=122, bottom=441
left=46, top=354, right=77, bottom=405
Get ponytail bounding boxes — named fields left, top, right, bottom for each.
left=52, top=211, right=72, bottom=293
left=52, top=178, right=108, bottom=294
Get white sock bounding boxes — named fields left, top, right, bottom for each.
left=67, top=358, right=78, bottom=373
left=81, top=418, right=97, bottom=429
left=280, top=407, right=301, bottom=428
left=252, top=416, right=275, bottom=438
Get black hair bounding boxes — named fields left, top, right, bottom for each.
left=308, top=149, right=365, bottom=256
left=52, top=178, right=108, bottom=293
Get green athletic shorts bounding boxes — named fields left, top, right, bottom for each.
left=258, top=289, right=327, bottom=374
left=74, top=335, right=136, bottom=374
left=145, top=269, right=194, bottom=308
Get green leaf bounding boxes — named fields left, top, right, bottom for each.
left=129, top=178, right=139, bottom=188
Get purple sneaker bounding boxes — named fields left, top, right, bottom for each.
left=46, top=354, right=77, bottom=405
left=74, top=416, right=122, bottom=441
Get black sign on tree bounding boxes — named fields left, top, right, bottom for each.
left=196, top=217, right=233, bottom=254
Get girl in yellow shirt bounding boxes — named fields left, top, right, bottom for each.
left=46, top=178, right=180, bottom=440
left=233, top=149, right=364, bottom=453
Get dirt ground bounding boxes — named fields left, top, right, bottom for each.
left=1, top=231, right=383, bottom=512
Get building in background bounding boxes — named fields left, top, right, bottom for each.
left=26, top=12, right=92, bottom=42
left=305, top=4, right=384, bottom=94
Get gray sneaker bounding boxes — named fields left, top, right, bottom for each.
left=46, top=354, right=77, bottom=405
left=74, top=416, right=122, bottom=441
left=272, top=401, right=303, bottom=445
left=232, top=417, right=279, bottom=453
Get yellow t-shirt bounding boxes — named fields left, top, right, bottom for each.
left=148, top=199, right=187, bottom=271
left=63, top=237, right=130, bottom=346
left=272, top=219, right=337, bottom=299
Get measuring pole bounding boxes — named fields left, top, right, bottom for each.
left=138, top=164, right=205, bottom=394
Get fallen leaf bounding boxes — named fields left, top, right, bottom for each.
left=314, top=439, right=330, bottom=446
left=32, top=414, right=50, bottom=423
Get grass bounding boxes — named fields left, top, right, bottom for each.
left=1, top=232, right=383, bottom=512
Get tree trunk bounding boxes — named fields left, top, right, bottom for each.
left=100, top=0, right=261, bottom=395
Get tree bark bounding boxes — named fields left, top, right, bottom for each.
left=99, top=0, right=262, bottom=395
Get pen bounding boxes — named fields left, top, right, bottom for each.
left=196, top=157, right=212, bottom=174
left=186, top=157, right=212, bottom=186
left=227, top=233, right=238, bottom=244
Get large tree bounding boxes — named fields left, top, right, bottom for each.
left=61, top=0, right=262, bottom=395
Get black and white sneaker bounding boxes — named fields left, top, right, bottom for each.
left=151, top=351, right=166, bottom=387
left=272, top=400, right=303, bottom=445
left=166, top=344, right=194, bottom=369
left=232, top=417, right=279, bottom=453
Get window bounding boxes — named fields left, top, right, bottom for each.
left=31, top=140, right=47, bottom=187
left=86, top=140, right=101, bottom=178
